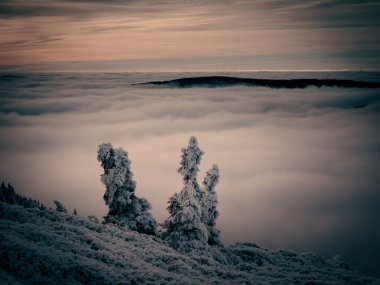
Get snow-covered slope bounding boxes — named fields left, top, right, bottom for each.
left=0, top=202, right=378, bottom=285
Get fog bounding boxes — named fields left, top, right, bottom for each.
left=0, top=73, right=379, bottom=276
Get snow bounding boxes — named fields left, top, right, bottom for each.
left=162, top=137, right=220, bottom=250
left=97, top=143, right=157, bottom=235
left=202, top=164, right=221, bottom=245
left=162, top=181, right=209, bottom=252
left=177, top=136, right=204, bottom=183
left=1, top=202, right=379, bottom=284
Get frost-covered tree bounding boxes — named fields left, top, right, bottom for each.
left=54, top=200, right=67, bottom=213
left=162, top=136, right=211, bottom=251
left=0, top=182, right=44, bottom=209
left=0, top=182, right=15, bottom=204
left=162, top=181, right=208, bottom=251
left=178, top=136, right=204, bottom=183
left=202, top=164, right=221, bottom=245
left=97, top=143, right=157, bottom=235
left=177, top=136, right=205, bottom=216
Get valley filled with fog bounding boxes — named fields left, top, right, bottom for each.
left=1, top=72, right=379, bottom=276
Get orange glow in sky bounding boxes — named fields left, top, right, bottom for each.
left=0, top=0, right=379, bottom=71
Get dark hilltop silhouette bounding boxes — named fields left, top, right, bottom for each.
left=138, top=76, right=380, bottom=89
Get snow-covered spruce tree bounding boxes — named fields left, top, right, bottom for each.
left=162, top=136, right=211, bottom=251
left=178, top=136, right=204, bottom=183
left=202, top=164, right=221, bottom=245
left=162, top=181, right=208, bottom=252
left=178, top=136, right=205, bottom=211
left=97, top=143, right=157, bottom=235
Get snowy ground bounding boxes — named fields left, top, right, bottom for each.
left=1, top=202, right=378, bottom=285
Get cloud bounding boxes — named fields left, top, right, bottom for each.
left=0, top=1, right=379, bottom=70
left=0, top=0, right=129, bottom=18
left=1, top=73, right=380, bottom=276
left=2, top=0, right=378, bottom=29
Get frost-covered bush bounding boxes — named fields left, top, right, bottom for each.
left=97, top=143, right=157, bottom=235
left=88, top=215, right=100, bottom=224
left=162, top=137, right=221, bottom=250
left=54, top=200, right=67, bottom=213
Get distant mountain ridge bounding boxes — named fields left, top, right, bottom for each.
left=138, top=76, right=380, bottom=89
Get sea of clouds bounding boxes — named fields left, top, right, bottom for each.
left=0, top=72, right=379, bottom=276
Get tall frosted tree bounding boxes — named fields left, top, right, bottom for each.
left=177, top=136, right=205, bottom=213
left=97, top=143, right=156, bottom=235
left=162, top=136, right=213, bottom=251
left=178, top=136, right=204, bottom=183
left=162, top=181, right=208, bottom=251
left=202, top=164, right=221, bottom=245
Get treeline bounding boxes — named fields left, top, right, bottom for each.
left=0, top=182, right=46, bottom=210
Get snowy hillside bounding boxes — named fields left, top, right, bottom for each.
left=1, top=202, right=378, bottom=285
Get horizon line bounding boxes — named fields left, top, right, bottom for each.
left=1, top=68, right=380, bottom=74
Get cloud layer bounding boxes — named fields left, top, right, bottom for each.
left=0, top=0, right=379, bottom=70
left=0, top=72, right=380, bottom=276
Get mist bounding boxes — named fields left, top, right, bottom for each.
left=0, top=73, right=379, bottom=276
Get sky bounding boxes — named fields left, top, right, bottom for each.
left=1, top=0, right=380, bottom=71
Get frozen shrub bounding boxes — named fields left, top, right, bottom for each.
left=54, top=200, right=67, bottom=213
left=88, top=215, right=100, bottom=224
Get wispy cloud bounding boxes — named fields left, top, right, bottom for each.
left=0, top=0, right=379, bottom=70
